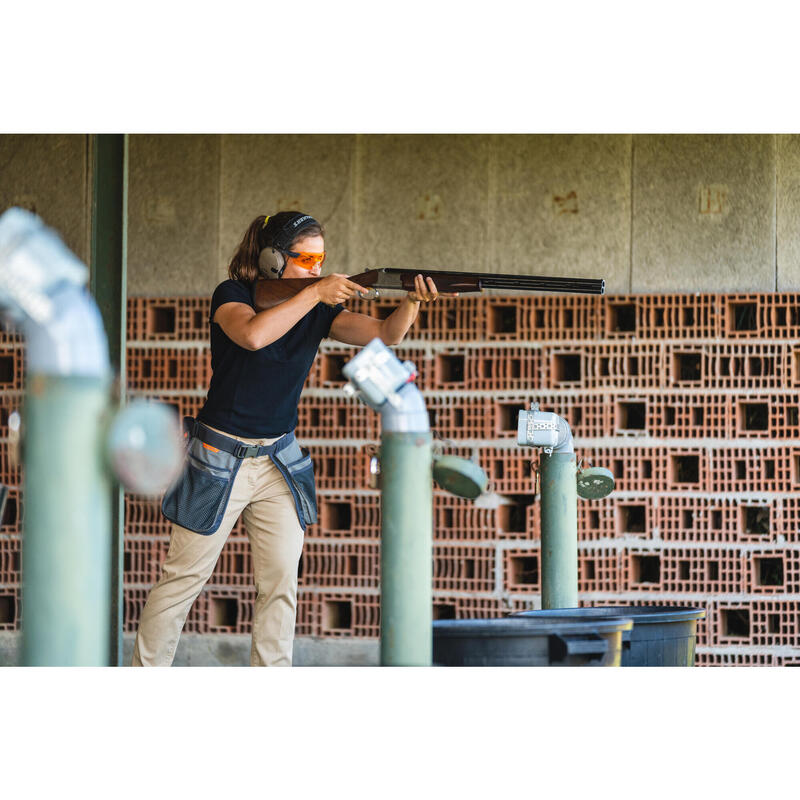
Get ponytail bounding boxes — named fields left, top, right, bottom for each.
left=228, top=215, right=267, bottom=282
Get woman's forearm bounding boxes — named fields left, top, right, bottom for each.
left=245, top=286, right=321, bottom=349
left=380, top=297, right=420, bottom=345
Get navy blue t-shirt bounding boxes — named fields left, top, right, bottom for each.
left=196, top=279, right=344, bottom=438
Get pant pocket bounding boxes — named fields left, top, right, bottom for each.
left=161, top=439, right=241, bottom=535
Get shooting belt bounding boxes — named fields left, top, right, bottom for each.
left=161, top=417, right=318, bottom=534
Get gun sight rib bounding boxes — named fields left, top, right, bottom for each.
left=378, top=268, right=604, bottom=295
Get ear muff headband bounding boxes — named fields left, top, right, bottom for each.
left=265, top=213, right=316, bottom=251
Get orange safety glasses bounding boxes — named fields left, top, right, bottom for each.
left=285, top=250, right=326, bottom=270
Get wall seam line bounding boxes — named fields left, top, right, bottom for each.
left=629, top=134, right=635, bottom=294
left=775, top=134, right=779, bottom=292
left=350, top=134, right=360, bottom=274
left=487, top=135, right=495, bottom=272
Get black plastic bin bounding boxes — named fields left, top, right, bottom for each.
left=432, top=616, right=633, bottom=666
left=513, top=606, right=706, bottom=666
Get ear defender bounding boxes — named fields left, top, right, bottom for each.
left=258, top=247, right=286, bottom=278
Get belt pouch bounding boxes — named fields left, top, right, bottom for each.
left=272, top=438, right=318, bottom=528
left=161, top=435, right=242, bottom=535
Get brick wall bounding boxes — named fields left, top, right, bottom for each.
left=3, top=291, right=800, bottom=665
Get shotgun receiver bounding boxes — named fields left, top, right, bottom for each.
left=253, top=268, right=605, bottom=311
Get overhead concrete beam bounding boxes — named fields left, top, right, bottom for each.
left=632, top=134, right=776, bottom=293
left=219, top=134, right=356, bottom=274
left=352, top=134, right=491, bottom=273
left=491, top=134, right=632, bottom=293
left=127, top=135, right=221, bottom=296
left=0, top=134, right=90, bottom=263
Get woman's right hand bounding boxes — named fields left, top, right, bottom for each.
left=313, top=274, right=364, bottom=306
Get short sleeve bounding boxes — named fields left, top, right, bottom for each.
left=321, top=303, right=345, bottom=337
left=210, top=280, right=253, bottom=322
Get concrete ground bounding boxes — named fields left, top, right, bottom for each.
left=0, top=632, right=379, bottom=667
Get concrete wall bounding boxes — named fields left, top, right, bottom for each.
left=219, top=134, right=355, bottom=283
left=632, top=135, right=776, bottom=292
left=4, top=134, right=800, bottom=294
left=491, top=134, right=632, bottom=292
left=0, top=134, right=91, bottom=263
left=777, top=135, right=800, bottom=289
left=127, top=135, right=221, bottom=295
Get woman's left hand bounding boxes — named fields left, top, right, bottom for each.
left=406, top=274, right=459, bottom=303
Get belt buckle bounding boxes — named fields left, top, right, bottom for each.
left=235, top=443, right=259, bottom=458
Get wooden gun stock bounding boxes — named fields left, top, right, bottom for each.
left=253, top=270, right=382, bottom=312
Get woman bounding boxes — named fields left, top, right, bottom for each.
left=132, top=211, right=445, bottom=666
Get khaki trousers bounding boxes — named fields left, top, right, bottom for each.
left=131, top=426, right=305, bottom=667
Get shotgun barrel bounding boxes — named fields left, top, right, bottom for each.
left=376, top=268, right=605, bottom=295
left=253, top=267, right=605, bottom=312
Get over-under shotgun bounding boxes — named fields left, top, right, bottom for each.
left=254, top=268, right=605, bottom=311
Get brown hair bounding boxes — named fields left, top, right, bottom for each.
left=228, top=213, right=325, bottom=282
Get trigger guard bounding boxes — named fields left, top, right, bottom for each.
left=359, top=288, right=379, bottom=300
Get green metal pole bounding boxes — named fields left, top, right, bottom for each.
left=380, top=431, right=433, bottom=666
left=22, top=375, right=112, bottom=666
left=89, top=133, right=127, bottom=666
left=540, top=452, right=579, bottom=609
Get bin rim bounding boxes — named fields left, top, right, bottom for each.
left=432, top=616, right=634, bottom=637
left=512, top=606, right=706, bottom=625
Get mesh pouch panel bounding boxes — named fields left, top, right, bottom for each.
left=162, top=460, right=236, bottom=535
